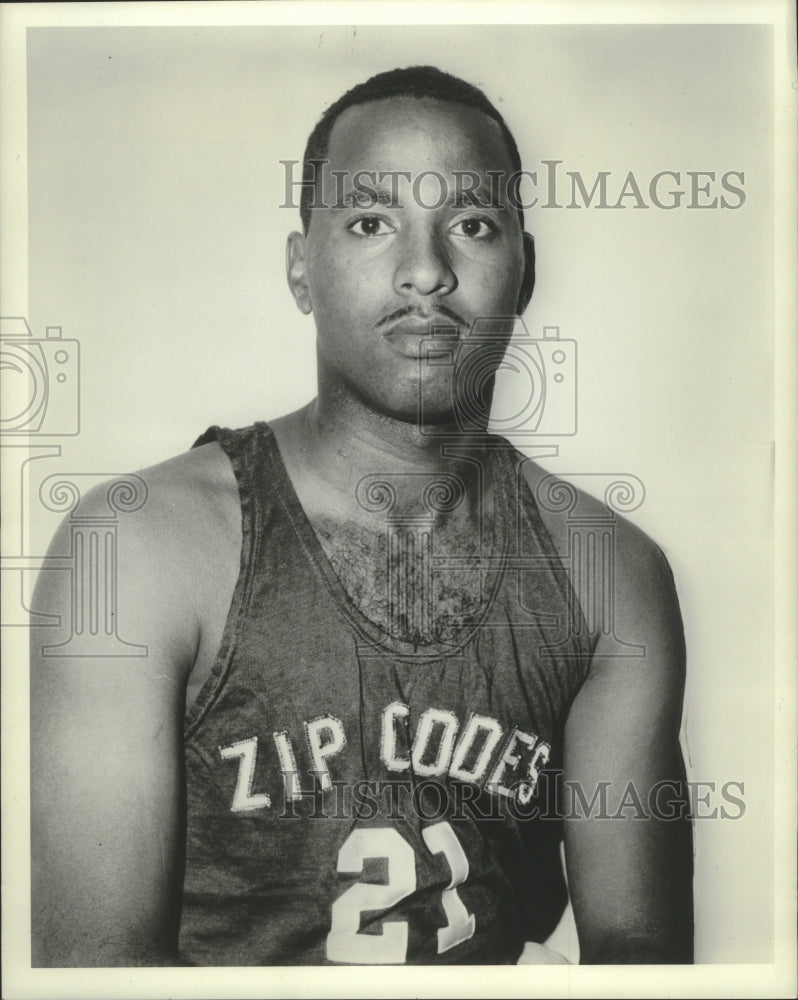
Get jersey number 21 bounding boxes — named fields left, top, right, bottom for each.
left=326, top=822, right=475, bottom=963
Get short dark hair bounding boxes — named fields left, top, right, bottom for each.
left=299, top=65, right=524, bottom=234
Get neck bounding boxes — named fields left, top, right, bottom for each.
left=312, top=380, right=491, bottom=468
left=273, top=382, right=497, bottom=523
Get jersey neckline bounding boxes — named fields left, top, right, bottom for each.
left=258, top=421, right=518, bottom=661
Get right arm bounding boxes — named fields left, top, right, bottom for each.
left=30, top=477, right=202, bottom=966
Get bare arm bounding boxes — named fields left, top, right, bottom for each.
left=563, top=528, right=694, bottom=964
left=30, top=480, right=202, bottom=966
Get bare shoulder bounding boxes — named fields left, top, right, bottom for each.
left=132, top=438, right=239, bottom=523
left=40, top=440, right=239, bottom=573
left=519, top=457, right=683, bottom=650
left=41, top=439, right=238, bottom=548
left=33, top=440, right=241, bottom=684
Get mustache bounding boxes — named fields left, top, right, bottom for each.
left=375, top=304, right=467, bottom=331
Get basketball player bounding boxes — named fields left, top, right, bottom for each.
left=30, top=67, right=694, bottom=966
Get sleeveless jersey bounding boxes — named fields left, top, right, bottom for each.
left=178, top=422, right=593, bottom=965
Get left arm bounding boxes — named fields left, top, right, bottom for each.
left=562, top=528, right=694, bottom=964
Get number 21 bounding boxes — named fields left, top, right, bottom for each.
left=326, top=822, right=476, bottom=964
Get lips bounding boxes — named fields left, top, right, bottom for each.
left=382, top=313, right=461, bottom=359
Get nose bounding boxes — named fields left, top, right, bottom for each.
left=393, top=224, right=458, bottom=299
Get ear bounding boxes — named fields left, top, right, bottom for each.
left=286, top=231, right=313, bottom=315
left=516, top=231, right=536, bottom=315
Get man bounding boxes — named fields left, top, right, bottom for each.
left=30, top=66, right=693, bottom=966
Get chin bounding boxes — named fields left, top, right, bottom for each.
left=376, top=398, right=453, bottom=428
left=350, top=382, right=449, bottom=429
left=372, top=393, right=492, bottom=435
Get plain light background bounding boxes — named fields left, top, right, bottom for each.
left=17, top=18, right=776, bottom=970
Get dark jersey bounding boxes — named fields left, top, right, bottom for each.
left=178, top=422, right=592, bottom=965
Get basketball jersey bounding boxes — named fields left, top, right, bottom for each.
left=178, top=422, right=593, bottom=966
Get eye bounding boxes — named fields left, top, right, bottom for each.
left=347, top=216, right=395, bottom=238
left=450, top=216, right=497, bottom=240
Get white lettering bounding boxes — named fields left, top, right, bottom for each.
left=517, top=740, right=551, bottom=805
left=305, top=715, right=347, bottom=791
left=488, top=728, right=537, bottom=798
left=411, top=708, right=459, bottom=777
left=381, top=702, right=411, bottom=772
left=219, top=737, right=271, bottom=811
left=273, top=730, right=302, bottom=800
left=449, top=714, right=503, bottom=784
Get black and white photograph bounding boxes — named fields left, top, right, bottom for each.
left=1, top=1, right=795, bottom=997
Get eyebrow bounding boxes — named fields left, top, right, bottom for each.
left=336, top=184, right=507, bottom=212
left=447, top=189, right=505, bottom=211
left=338, top=187, right=400, bottom=209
